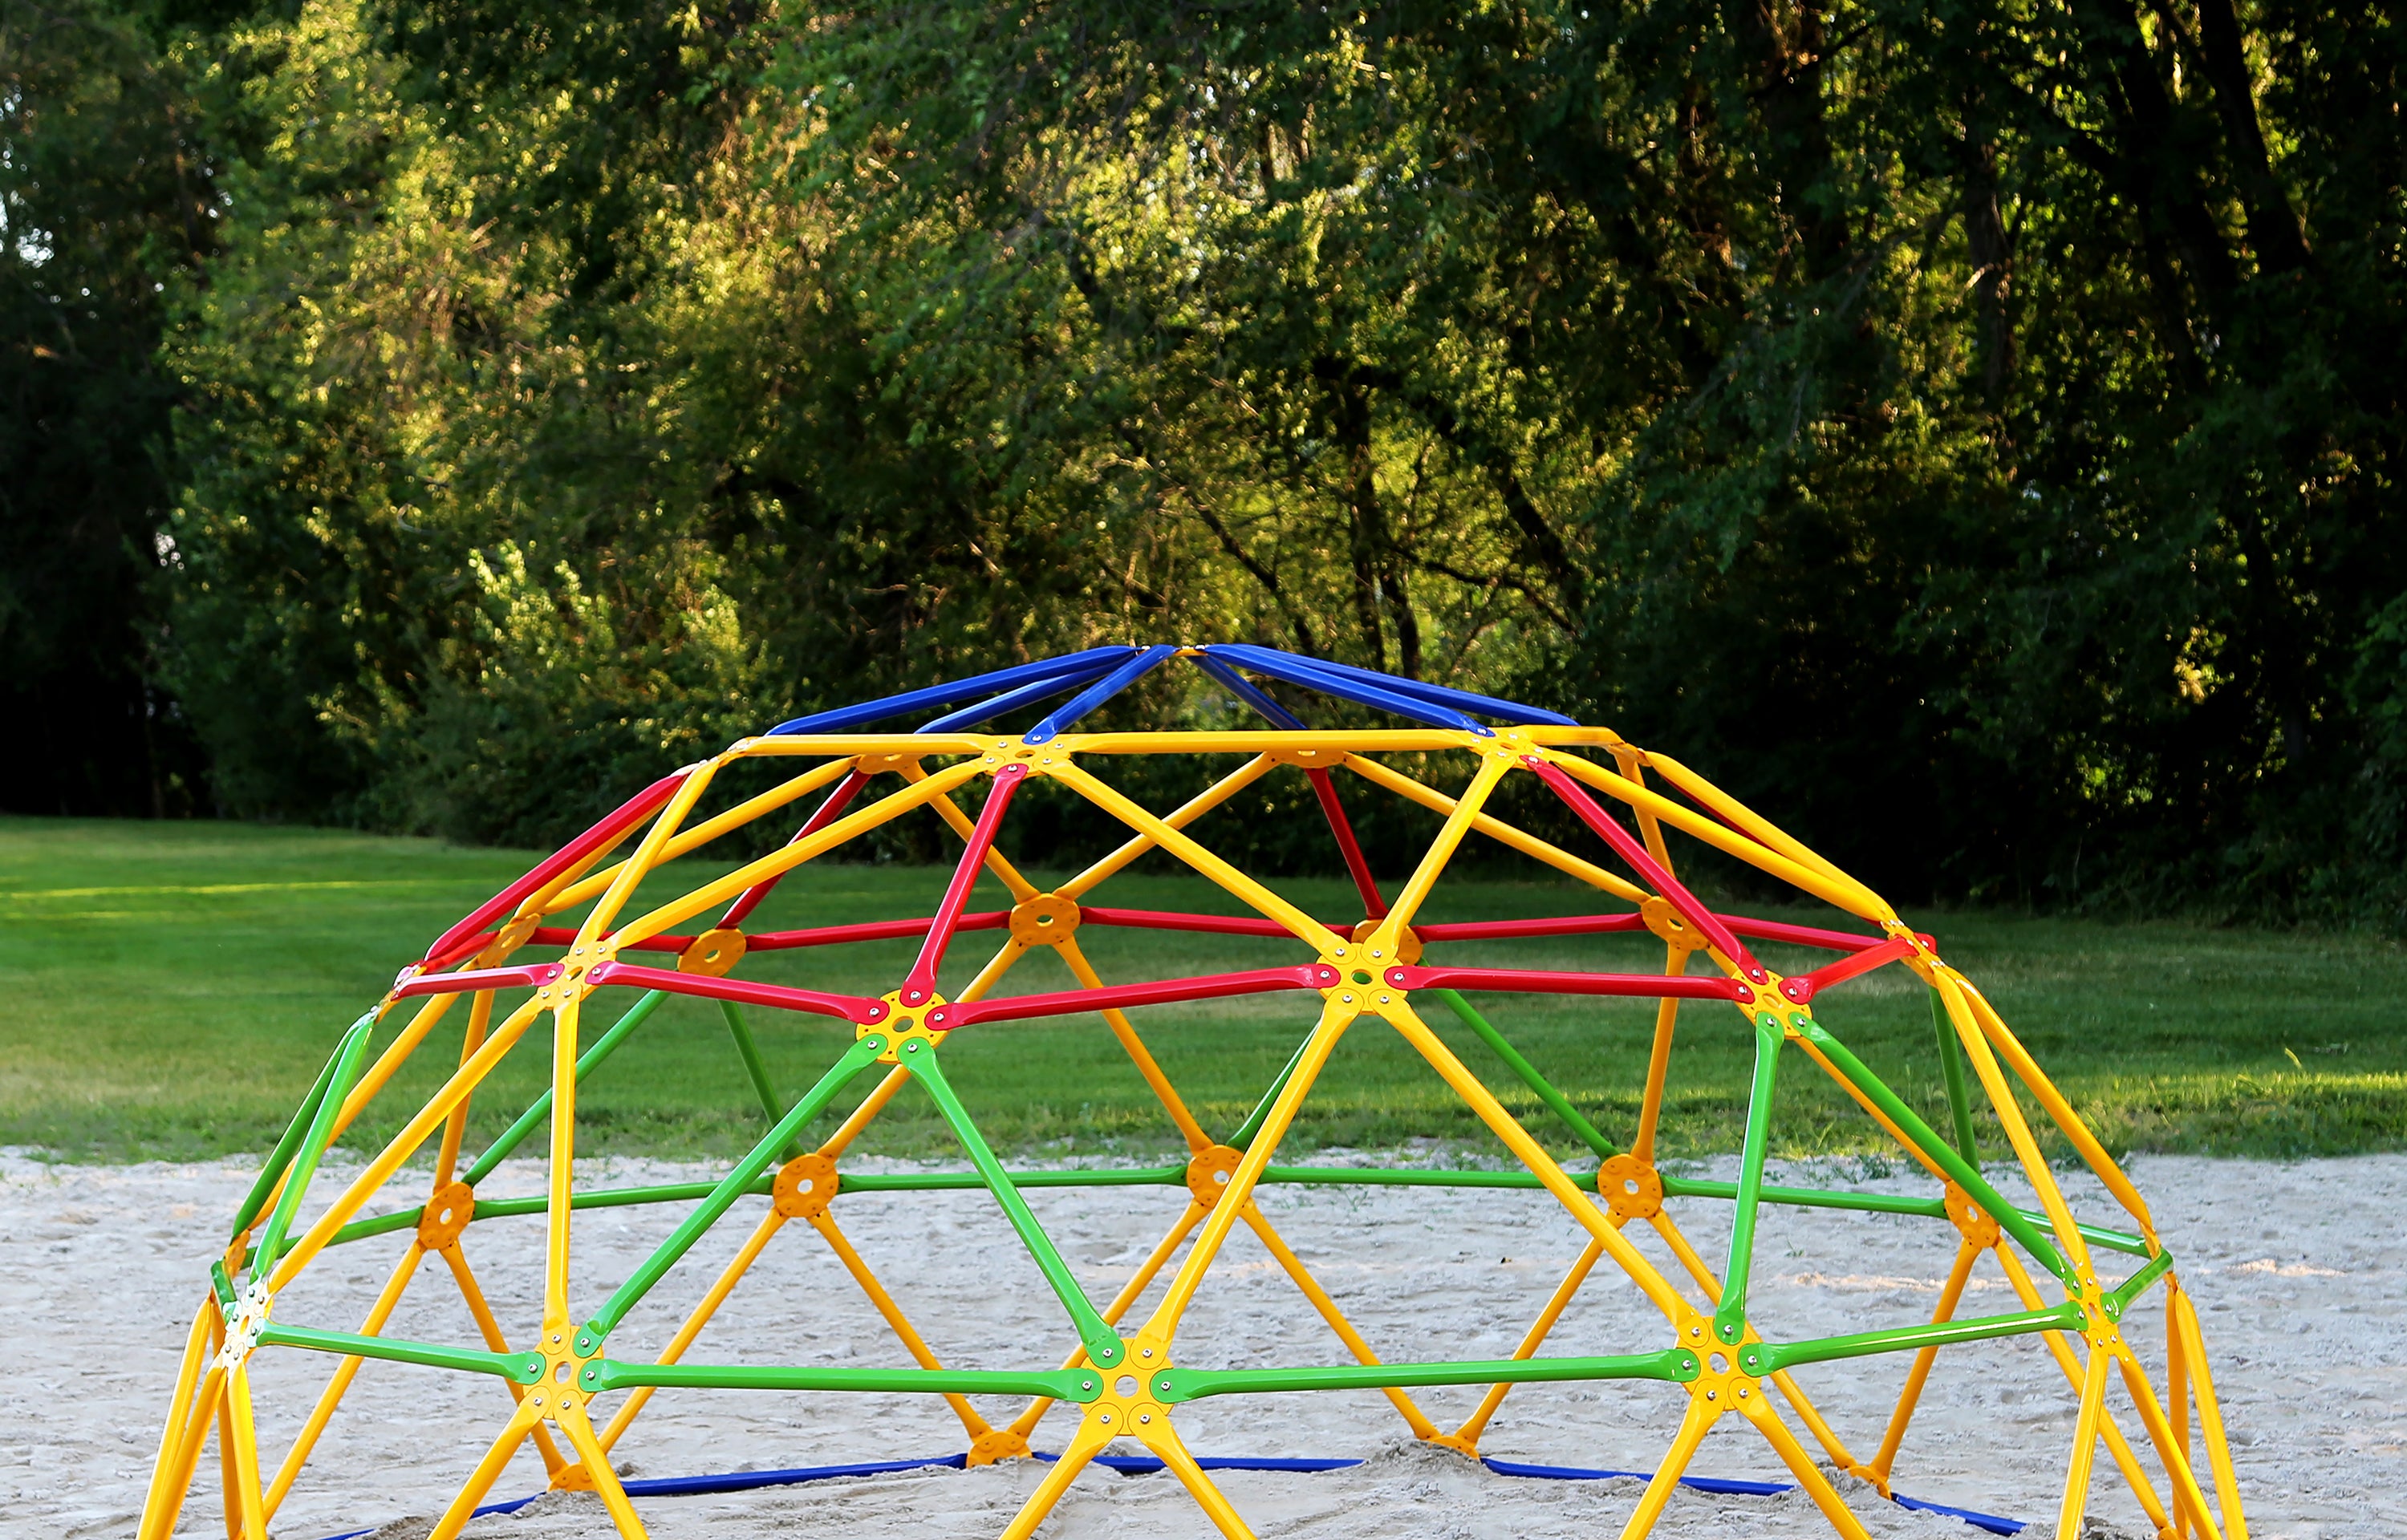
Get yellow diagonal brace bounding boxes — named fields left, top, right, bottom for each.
left=596, top=1207, right=789, bottom=1453
left=899, top=758, right=1041, bottom=902
left=2112, top=1340, right=2228, bottom=1540
left=2174, top=1287, right=2250, bottom=1540
left=1451, top=1236, right=1609, bottom=1449
left=432, top=990, right=495, bottom=1189
left=1993, top=1246, right=2174, bottom=1536
left=137, top=1297, right=216, bottom=1540
left=1618, top=1394, right=1715, bottom=1540
left=1049, top=760, right=1334, bottom=952
left=1738, top=1389, right=1873, bottom=1540
left=264, top=1240, right=427, bottom=1518
left=223, top=1369, right=269, bottom=1540
left=1642, top=752, right=1868, bottom=893
left=1867, top=1237, right=1980, bottom=1484
left=1378, top=752, right=1512, bottom=938
left=545, top=757, right=862, bottom=914
left=1342, top=752, right=1648, bottom=903
left=1061, top=753, right=1281, bottom=898
left=810, top=1209, right=996, bottom=1441
left=997, top=1412, right=1114, bottom=1540
left=2056, top=1339, right=2112, bottom=1540
left=443, top=1242, right=569, bottom=1474
left=1134, top=1412, right=1256, bottom=1539
left=1934, top=971, right=2092, bottom=1275
left=558, top=1400, right=651, bottom=1538
left=1240, top=1202, right=1441, bottom=1441
left=427, top=1400, right=542, bottom=1540
left=1057, top=933, right=1211, bottom=1152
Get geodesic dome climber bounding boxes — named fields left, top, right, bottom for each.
left=140, top=643, right=2249, bottom=1540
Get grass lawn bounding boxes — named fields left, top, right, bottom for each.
left=1, top=816, right=2400, bottom=1166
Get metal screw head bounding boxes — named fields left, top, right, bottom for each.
left=1139, top=1412, right=1152, bottom=1424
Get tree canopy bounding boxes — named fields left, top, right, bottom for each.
left=3, top=0, right=2401, bottom=926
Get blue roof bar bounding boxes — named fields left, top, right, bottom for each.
left=1214, top=642, right=1573, bottom=727
left=1199, top=645, right=1492, bottom=736
left=1023, top=644, right=1180, bottom=744
left=1191, top=651, right=1310, bottom=731
left=765, top=646, right=1139, bottom=737
left=918, top=656, right=1126, bottom=733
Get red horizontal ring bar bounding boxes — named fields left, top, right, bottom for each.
left=1079, top=906, right=1351, bottom=940
left=1411, top=914, right=1649, bottom=942
left=1386, top=964, right=1747, bottom=1003
left=423, top=770, right=689, bottom=969
left=927, top=964, right=1340, bottom=1030
left=393, top=962, right=564, bottom=1000
left=749, top=913, right=1011, bottom=950
left=1778, top=934, right=1921, bottom=1003
left=584, top=960, right=889, bottom=1025
left=1719, top=914, right=1897, bottom=954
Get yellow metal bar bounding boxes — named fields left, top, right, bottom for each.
left=1546, top=752, right=1897, bottom=924
left=1009, top=1201, right=1208, bottom=1440
left=427, top=1401, right=542, bottom=1540
left=956, top=936, right=1032, bottom=1007
left=1737, top=1391, right=1873, bottom=1540
left=1060, top=754, right=1280, bottom=898
left=159, top=1316, right=227, bottom=1540
left=1617, top=1395, right=1715, bottom=1540
left=1379, top=752, right=1512, bottom=936
left=2112, top=1343, right=2228, bottom=1540
left=997, top=1413, right=1115, bottom=1540
left=558, top=1400, right=651, bottom=1538
left=1959, top=982, right=2161, bottom=1247
left=1453, top=1236, right=1608, bottom=1447
left=597, top=1208, right=789, bottom=1452
left=1869, top=1238, right=1980, bottom=1482
left=432, top=990, right=494, bottom=1189
left=272, top=995, right=549, bottom=1289
left=443, top=1243, right=569, bottom=1474
left=1651, top=1211, right=1727, bottom=1299
left=899, top=758, right=1041, bottom=902
left=138, top=1297, right=216, bottom=1539
left=1608, top=744, right=1678, bottom=873
left=327, top=987, right=458, bottom=1144
left=1135, top=1414, right=1257, bottom=1539
left=1241, top=1203, right=1442, bottom=1440
left=2169, top=1294, right=2191, bottom=1539
left=1049, top=760, right=1337, bottom=952
left=224, top=1370, right=270, bottom=1540
left=1642, top=752, right=1865, bottom=891
left=1632, top=945, right=1691, bottom=1164
left=263, top=1241, right=425, bottom=1518
left=1062, top=729, right=1475, bottom=756
left=731, top=732, right=998, bottom=758
left=810, top=1209, right=995, bottom=1439
left=1934, top=972, right=2092, bottom=1275
left=2175, top=1288, right=2249, bottom=1540
left=1385, top=1001, right=1695, bottom=1324
left=608, top=758, right=990, bottom=947
left=1057, top=934, right=1212, bottom=1151
left=821, top=1065, right=915, bottom=1161
left=1342, top=752, right=1649, bottom=902
left=2055, top=1341, right=2112, bottom=1540
left=545, top=757, right=862, bottom=915
left=1992, top=1246, right=2173, bottom=1536
left=1142, top=998, right=1358, bottom=1340
left=215, top=1367, right=241, bottom=1540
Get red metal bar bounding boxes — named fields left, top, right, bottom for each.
left=1779, top=934, right=1920, bottom=1004
left=1524, top=756, right=1764, bottom=982
left=720, top=768, right=871, bottom=928
left=1306, top=766, right=1388, bottom=919
left=1411, top=914, right=1650, bottom=942
left=392, top=962, right=565, bottom=1001
left=1079, top=906, right=1351, bottom=941
left=583, top=960, right=889, bottom=1025
left=902, top=764, right=1025, bottom=1006
left=926, top=964, right=1339, bottom=1030
left=748, top=913, right=1010, bottom=950
left=1384, top=963, right=1747, bottom=1003
left=422, top=771, right=689, bottom=967
left=1719, top=914, right=1894, bottom=954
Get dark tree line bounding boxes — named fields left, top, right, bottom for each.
left=2, top=0, right=2402, bottom=926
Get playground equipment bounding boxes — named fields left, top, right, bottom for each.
left=139, top=643, right=2248, bottom=1540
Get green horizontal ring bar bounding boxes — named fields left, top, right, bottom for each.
left=1658, top=1177, right=2151, bottom=1255
left=2109, top=1248, right=2178, bottom=1314
left=256, top=1322, right=542, bottom=1384
left=835, top=1165, right=1185, bottom=1194
left=587, top=1359, right=1099, bottom=1401
left=1755, top=1299, right=2083, bottom=1376
left=1259, top=1165, right=1548, bottom=1189
left=1156, top=1347, right=1694, bottom=1403
left=327, top=1177, right=775, bottom=1251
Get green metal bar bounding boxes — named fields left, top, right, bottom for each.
left=1796, top=1017, right=2076, bottom=1287
left=256, top=1322, right=542, bottom=1383
left=1658, top=1176, right=2149, bottom=1256
left=1933, top=987, right=1981, bottom=1164
left=327, top=1178, right=770, bottom=1252
left=2108, top=1248, right=2178, bottom=1315
left=253, top=1014, right=376, bottom=1280
left=587, top=1359, right=1101, bottom=1400
left=836, top=1166, right=1185, bottom=1194
left=210, top=1260, right=237, bottom=1311
left=900, top=1038, right=1124, bottom=1367
left=580, top=1035, right=887, bottom=1350
left=1755, top=1299, right=2084, bottom=1375
left=463, top=989, right=669, bottom=1188
left=1260, top=1165, right=1549, bottom=1189
left=1156, top=1347, right=1694, bottom=1403
left=1228, top=1028, right=1316, bottom=1149
left=229, top=1025, right=348, bottom=1242
left=1714, top=1016, right=1784, bottom=1344
left=720, top=1000, right=805, bottom=1161
left=1435, top=988, right=1617, bottom=1160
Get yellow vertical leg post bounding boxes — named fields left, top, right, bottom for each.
left=2056, top=1343, right=2112, bottom=1540
left=2175, top=1289, right=2250, bottom=1540
left=1994, top=1248, right=2177, bottom=1535
left=137, top=1297, right=216, bottom=1540
left=222, top=1369, right=269, bottom=1540
left=1617, top=1396, right=1716, bottom=1540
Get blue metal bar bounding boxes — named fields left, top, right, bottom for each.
left=765, top=647, right=1138, bottom=736
left=918, top=657, right=1123, bottom=732
left=1265, top=648, right=1578, bottom=726
left=1023, top=644, right=1179, bottom=744
left=1200, top=644, right=1491, bottom=735
left=1192, top=651, right=1311, bottom=729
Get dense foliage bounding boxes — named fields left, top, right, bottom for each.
left=3, top=0, right=2402, bottom=925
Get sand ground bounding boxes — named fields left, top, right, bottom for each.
left=6, top=1149, right=2398, bottom=1539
